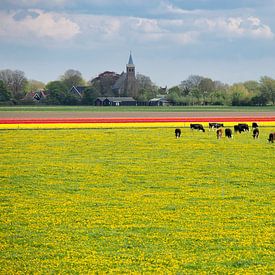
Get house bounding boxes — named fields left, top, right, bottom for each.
left=149, top=98, right=171, bottom=106
left=95, top=97, right=137, bottom=106
left=68, top=86, right=89, bottom=98
left=22, top=90, right=47, bottom=103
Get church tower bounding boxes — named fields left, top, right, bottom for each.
left=125, top=52, right=138, bottom=98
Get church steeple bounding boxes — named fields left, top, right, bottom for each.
left=128, top=52, right=134, bottom=65
left=125, top=52, right=137, bottom=98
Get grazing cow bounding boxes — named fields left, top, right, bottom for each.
left=234, top=124, right=249, bottom=133
left=252, top=128, right=259, bottom=139
left=209, top=123, right=224, bottom=130
left=268, top=132, right=275, bottom=143
left=190, top=123, right=205, bottom=132
left=252, top=122, right=259, bottom=128
left=175, top=128, right=181, bottom=138
left=216, top=129, right=223, bottom=139
left=238, top=123, right=249, bottom=132
left=225, top=128, right=233, bottom=138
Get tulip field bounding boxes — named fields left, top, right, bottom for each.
left=0, top=121, right=274, bottom=273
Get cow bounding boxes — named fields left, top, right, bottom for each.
left=175, top=128, right=181, bottom=138
left=268, top=132, right=275, bottom=143
left=234, top=124, right=249, bottom=133
left=190, top=123, right=205, bottom=132
left=238, top=123, right=249, bottom=132
left=209, top=123, right=224, bottom=130
left=225, top=128, right=233, bottom=138
left=252, top=128, right=259, bottom=139
left=216, top=129, right=223, bottom=139
left=252, top=122, right=259, bottom=129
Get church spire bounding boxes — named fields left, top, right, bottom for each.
left=128, top=52, right=134, bottom=65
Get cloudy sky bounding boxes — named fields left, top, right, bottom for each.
left=0, top=0, right=275, bottom=87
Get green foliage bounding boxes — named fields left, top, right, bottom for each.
left=81, top=87, right=100, bottom=105
left=60, top=69, right=86, bottom=90
left=259, top=76, right=275, bottom=105
left=0, top=80, right=11, bottom=102
left=45, top=81, right=66, bottom=105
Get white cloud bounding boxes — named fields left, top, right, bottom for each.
left=133, top=18, right=163, bottom=33
left=195, top=16, right=274, bottom=39
left=158, top=2, right=196, bottom=15
left=0, top=9, right=80, bottom=41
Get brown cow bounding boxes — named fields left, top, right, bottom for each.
left=216, top=129, right=222, bottom=139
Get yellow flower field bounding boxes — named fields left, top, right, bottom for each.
left=0, top=120, right=274, bottom=129
left=0, top=126, right=274, bottom=273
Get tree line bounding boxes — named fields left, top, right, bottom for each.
left=0, top=69, right=274, bottom=106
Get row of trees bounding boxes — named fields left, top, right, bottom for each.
left=0, top=69, right=274, bottom=106
left=167, top=75, right=275, bottom=106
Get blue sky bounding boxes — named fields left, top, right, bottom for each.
left=0, top=0, right=275, bottom=88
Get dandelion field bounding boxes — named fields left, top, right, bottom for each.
left=0, top=127, right=274, bottom=273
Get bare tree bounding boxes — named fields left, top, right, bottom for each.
left=0, top=69, right=28, bottom=100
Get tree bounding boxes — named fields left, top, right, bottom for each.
left=228, top=84, right=250, bottom=106
left=0, top=80, right=11, bottom=102
left=243, top=80, right=260, bottom=95
left=60, top=69, right=85, bottom=90
left=136, top=74, right=157, bottom=100
left=198, top=78, right=215, bottom=94
left=81, top=87, right=100, bottom=105
left=167, top=86, right=181, bottom=104
left=0, top=69, right=28, bottom=100
left=90, top=71, right=119, bottom=96
left=259, top=76, right=275, bottom=105
left=25, top=80, right=45, bottom=93
left=45, top=81, right=68, bottom=105
left=179, top=75, right=204, bottom=95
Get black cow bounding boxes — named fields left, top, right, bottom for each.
left=175, top=128, right=181, bottom=138
left=252, top=128, right=259, bottom=139
left=209, top=123, right=224, bottom=130
left=216, top=129, right=222, bottom=139
left=238, top=123, right=249, bottom=131
left=225, top=128, right=233, bottom=138
left=190, top=123, right=205, bottom=132
left=268, top=132, right=275, bottom=143
left=252, top=122, right=259, bottom=128
left=234, top=124, right=249, bottom=133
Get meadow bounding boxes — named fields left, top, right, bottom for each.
left=0, top=126, right=274, bottom=273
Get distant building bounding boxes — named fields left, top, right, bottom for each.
left=22, top=90, right=47, bottom=103
left=95, top=97, right=137, bottom=106
left=112, top=53, right=138, bottom=98
left=149, top=98, right=171, bottom=106
left=68, top=86, right=89, bottom=98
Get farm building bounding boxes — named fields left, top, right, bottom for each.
left=95, top=97, right=137, bottom=106
left=149, top=98, right=171, bottom=106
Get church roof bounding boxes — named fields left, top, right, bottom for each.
left=112, top=72, right=126, bottom=91
left=128, top=53, right=134, bottom=65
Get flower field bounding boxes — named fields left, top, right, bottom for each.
left=0, top=125, right=274, bottom=273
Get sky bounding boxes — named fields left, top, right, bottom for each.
left=0, top=0, right=275, bottom=88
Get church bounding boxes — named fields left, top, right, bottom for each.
left=70, top=53, right=139, bottom=102
left=111, top=53, right=138, bottom=98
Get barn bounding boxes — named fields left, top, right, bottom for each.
left=94, top=97, right=137, bottom=106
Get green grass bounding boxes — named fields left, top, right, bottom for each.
left=0, top=127, right=274, bottom=273
left=0, top=105, right=275, bottom=112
